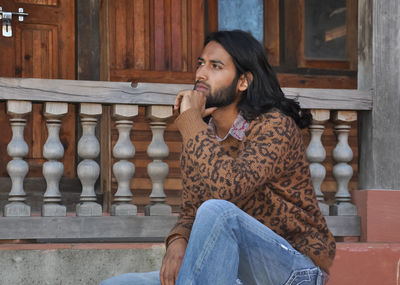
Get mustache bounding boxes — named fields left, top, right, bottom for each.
left=194, top=81, right=211, bottom=90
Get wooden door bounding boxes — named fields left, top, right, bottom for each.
left=0, top=0, right=76, bottom=178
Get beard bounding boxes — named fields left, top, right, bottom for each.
left=195, top=77, right=239, bottom=109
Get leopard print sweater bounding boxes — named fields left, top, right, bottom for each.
left=166, top=108, right=336, bottom=273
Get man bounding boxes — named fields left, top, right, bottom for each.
left=101, top=30, right=335, bottom=285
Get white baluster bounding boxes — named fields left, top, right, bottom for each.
left=331, top=111, right=358, bottom=216
left=76, top=103, right=102, bottom=216
left=111, top=104, right=138, bottom=216
left=42, top=102, right=68, bottom=216
left=145, top=106, right=173, bottom=216
left=4, top=101, right=32, bottom=217
left=306, top=110, right=330, bottom=216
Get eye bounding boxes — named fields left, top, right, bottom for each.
left=196, top=61, right=205, bottom=68
left=212, top=63, right=222, bottom=70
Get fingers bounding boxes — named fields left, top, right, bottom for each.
left=203, top=107, right=217, bottom=117
left=174, top=260, right=182, bottom=284
left=160, top=265, right=176, bottom=285
left=174, top=90, right=192, bottom=113
left=160, top=258, right=165, bottom=285
left=160, top=253, right=178, bottom=285
left=160, top=239, right=187, bottom=285
left=175, top=90, right=206, bottom=114
left=174, top=92, right=184, bottom=112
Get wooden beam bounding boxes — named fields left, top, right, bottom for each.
left=111, top=69, right=357, bottom=88
left=277, top=73, right=357, bottom=89
left=0, top=77, right=372, bottom=110
left=77, top=0, right=100, bottom=80
left=358, top=0, right=400, bottom=189
left=100, top=105, right=112, bottom=212
left=99, top=0, right=110, bottom=81
left=264, top=0, right=280, bottom=66
left=110, top=69, right=195, bottom=83
left=282, top=88, right=372, bottom=110
left=283, top=0, right=301, bottom=68
left=205, top=0, right=218, bottom=34
left=0, top=216, right=178, bottom=242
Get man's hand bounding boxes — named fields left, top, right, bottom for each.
left=174, top=90, right=217, bottom=117
left=160, top=238, right=187, bottom=285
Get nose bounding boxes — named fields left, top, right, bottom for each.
left=195, top=64, right=208, bottom=82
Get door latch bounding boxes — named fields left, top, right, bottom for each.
left=0, top=7, right=29, bottom=37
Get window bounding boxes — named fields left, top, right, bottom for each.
left=218, top=0, right=264, bottom=42
left=299, top=0, right=357, bottom=70
left=305, top=0, right=347, bottom=60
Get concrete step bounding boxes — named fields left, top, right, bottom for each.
left=0, top=243, right=165, bottom=285
left=0, top=242, right=398, bottom=285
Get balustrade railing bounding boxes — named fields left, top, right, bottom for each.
left=306, top=110, right=358, bottom=219
left=0, top=77, right=372, bottom=241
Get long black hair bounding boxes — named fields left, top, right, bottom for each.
left=205, top=30, right=311, bottom=129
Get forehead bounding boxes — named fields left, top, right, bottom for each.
left=200, top=41, right=234, bottom=65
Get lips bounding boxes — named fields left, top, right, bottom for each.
left=195, top=82, right=210, bottom=93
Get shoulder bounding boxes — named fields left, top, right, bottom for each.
left=245, top=109, right=298, bottom=139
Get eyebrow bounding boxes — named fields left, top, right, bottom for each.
left=197, top=57, right=225, bottom=66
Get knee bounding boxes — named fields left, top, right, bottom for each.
left=196, top=199, right=236, bottom=220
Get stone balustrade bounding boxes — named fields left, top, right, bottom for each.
left=0, top=77, right=372, bottom=240
left=306, top=110, right=358, bottom=218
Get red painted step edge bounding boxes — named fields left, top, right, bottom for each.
left=328, top=243, right=400, bottom=285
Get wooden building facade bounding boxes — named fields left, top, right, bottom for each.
left=1, top=1, right=400, bottom=283
left=0, top=0, right=358, bottom=212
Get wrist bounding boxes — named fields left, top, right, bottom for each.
left=167, top=236, right=187, bottom=248
left=175, top=108, right=208, bottom=142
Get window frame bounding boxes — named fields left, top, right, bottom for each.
left=296, top=0, right=358, bottom=70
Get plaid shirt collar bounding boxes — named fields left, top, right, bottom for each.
left=208, top=113, right=249, bottom=142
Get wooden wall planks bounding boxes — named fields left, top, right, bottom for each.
left=103, top=0, right=206, bottom=81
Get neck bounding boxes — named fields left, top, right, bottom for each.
left=212, top=103, right=239, bottom=138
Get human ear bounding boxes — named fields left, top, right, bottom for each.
left=237, top=72, right=253, bottom=92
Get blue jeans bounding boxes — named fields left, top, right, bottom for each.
left=101, top=199, right=325, bottom=285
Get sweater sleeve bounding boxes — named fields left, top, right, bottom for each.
left=165, top=150, right=200, bottom=247
left=175, top=108, right=294, bottom=203
left=165, top=109, right=207, bottom=246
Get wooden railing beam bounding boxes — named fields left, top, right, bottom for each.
left=0, top=78, right=372, bottom=110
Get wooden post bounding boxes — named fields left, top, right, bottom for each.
left=358, top=0, right=400, bottom=190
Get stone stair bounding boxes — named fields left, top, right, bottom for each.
left=0, top=242, right=398, bottom=285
